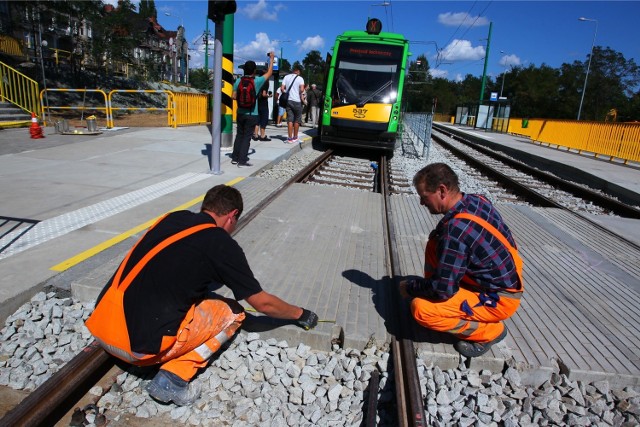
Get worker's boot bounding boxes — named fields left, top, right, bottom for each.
left=454, top=325, right=508, bottom=358
left=146, top=369, right=201, bottom=406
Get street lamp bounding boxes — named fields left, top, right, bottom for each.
left=273, top=39, right=291, bottom=71
left=499, top=50, right=510, bottom=98
left=271, top=40, right=291, bottom=123
left=577, top=17, right=598, bottom=121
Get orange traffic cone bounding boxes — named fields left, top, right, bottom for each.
left=30, top=113, right=44, bottom=139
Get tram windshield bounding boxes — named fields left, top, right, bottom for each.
left=331, top=42, right=404, bottom=107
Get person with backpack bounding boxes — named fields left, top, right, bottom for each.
left=231, top=52, right=275, bottom=167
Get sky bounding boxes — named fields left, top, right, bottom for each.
left=114, top=0, right=640, bottom=82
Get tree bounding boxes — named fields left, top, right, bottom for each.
left=189, top=68, right=212, bottom=92
left=138, top=0, right=157, bottom=19
left=405, top=54, right=431, bottom=111
left=279, top=58, right=291, bottom=74
left=301, top=50, right=326, bottom=88
left=579, top=46, right=640, bottom=121
left=91, top=0, right=144, bottom=73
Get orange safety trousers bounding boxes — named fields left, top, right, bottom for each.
left=410, top=212, right=524, bottom=343
left=86, top=216, right=246, bottom=381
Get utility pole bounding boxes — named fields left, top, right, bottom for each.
left=479, top=22, right=492, bottom=103
left=204, top=17, right=210, bottom=76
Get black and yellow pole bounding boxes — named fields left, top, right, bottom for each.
left=207, top=0, right=237, bottom=173
left=221, top=14, right=234, bottom=150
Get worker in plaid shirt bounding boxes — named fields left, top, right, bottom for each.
left=399, top=163, right=524, bottom=358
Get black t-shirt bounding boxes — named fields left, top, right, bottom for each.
left=258, top=82, right=269, bottom=111
left=98, top=211, right=262, bottom=354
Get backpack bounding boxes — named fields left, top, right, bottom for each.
left=237, top=76, right=257, bottom=109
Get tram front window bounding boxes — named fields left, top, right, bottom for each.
left=333, top=62, right=398, bottom=106
left=331, top=42, right=403, bottom=107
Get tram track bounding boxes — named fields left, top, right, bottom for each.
left=432, top=124, right=640, bottom=219
left=0, top=148, right=425, bottom=426
left=431, top=126, right=640, bottom=251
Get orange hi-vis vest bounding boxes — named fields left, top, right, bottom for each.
left=85, top=215, right=215, bottom=364
left=424, top=212, right=524, bottom=297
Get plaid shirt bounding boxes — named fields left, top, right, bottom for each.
left=410, top=194, right=520, bottom=301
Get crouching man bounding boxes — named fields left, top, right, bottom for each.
left=399, top=163, right=524, bottom=358
left=86, top=185, right=318, bottom=405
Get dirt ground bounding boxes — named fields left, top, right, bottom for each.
left=46, top=111, right=172, bottom=129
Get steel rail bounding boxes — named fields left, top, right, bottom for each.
left=379, top=155, right=425, bottom=427
left=1, top=150, right=337, bottom=426
left=433, top=125, right=640, bottom=219
left=0, top=341, right=113, bottom=426
left=432, top=130, right=640, bottom=252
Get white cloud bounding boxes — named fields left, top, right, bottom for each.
left=453, top=73, right=464, bottom=83
left=439, top=39, right=485, bottom=62
left=297, top=35, right=324, bottom=53
left=234, top=32, right=277, bottom=64
left=240, top=0, right=279, bottom=21
left=438, top=12, right=489, bottom=27
left=429, top=69, right=448, bottom=79
left=500, top=53, right=521, bottom=68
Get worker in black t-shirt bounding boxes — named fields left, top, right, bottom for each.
left=86, top=185, right=318, bottom=406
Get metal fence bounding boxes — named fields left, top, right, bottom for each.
left=401, top=112, right=434, bottom=159
left=508, top=118, right=640, bottom=165
left=0, top=61, right=41, bottom=116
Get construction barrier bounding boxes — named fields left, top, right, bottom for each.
left=508, top=118, right=640, bottom=165
left=39, top=88, right=109, bottom=127
left=107, top=89, right=176, bottom=128
left=1, top=61, right=41, bottom=117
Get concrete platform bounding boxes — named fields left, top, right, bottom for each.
left=392, top=193, right=640, bottom=388
left=0, top=123, right=315, bottom=323
left=2, top=120, right=639, bottom=389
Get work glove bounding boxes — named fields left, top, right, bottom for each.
left=297, top=308, right=318, bottom=330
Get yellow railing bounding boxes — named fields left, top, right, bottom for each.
left=0, top=61, right=41, bottom=117
left=173, top=92, right=210, bottom=126
left=508, top=118, right=640, bottom=164
left=40, top=88, right=109, bottom=126
left=39, top=88, right=210, bottom=128
left=107, top=89, right=177, bottom=128
left=433, top=113, right=453, bottom=123
left=0, top=35, right=24, bottom=57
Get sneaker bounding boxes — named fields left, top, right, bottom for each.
left=231, top=160, right=238, bottom=165
left=291, top=137, right=299, bottom=144
left=146, top=370, right=201, bottom=406
left=237, top=161, right=253, bottom=167
left=285, top=138, right=294, bottom=144
left=251, top=135, right=259, bottom=141
left=259, top=136, right=271, bottom=141
left=454, top=325, right=508, bottom=358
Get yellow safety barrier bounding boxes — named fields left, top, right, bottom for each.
left=107, top=89, right=176, bottom=128
left=0, top=35, right=24, bottom=58
left=508, top=118, right=640, bottom=165
left=37, top=88, right=212, bottom=129
left=40, top=88, right=109, bottom=126
left=1, top=61, right=40, bottom=117
left=172, top=92, right=210, bottom=126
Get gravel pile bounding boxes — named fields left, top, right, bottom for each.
left=1, top=292, right=639, bottom=426
left=1, top=133, right=639, bottom=425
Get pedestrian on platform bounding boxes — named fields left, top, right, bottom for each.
left=399, top=163, right=524, bottom=358
left=253, top=70, right=272, bottom=142
left=306, top=84, right=322, bottom=125
left=275, top=86, right=286, bottom=127
left=280, top=64, right=305, bottom=144
left=231, top=52, right=275, bottom=167
left=85, top=185, right=318, bottom=406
